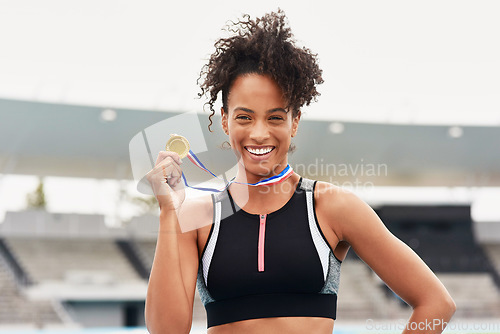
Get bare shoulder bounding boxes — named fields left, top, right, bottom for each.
left=178, top=194, right=214, bottom=236
left=180, top=193, right=213, bottom=213
left=313, top=180, right=367, bottom=242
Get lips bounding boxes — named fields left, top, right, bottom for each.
left=245, top=146, right=275, bottom=155
left=244, top=146, right=275, bottom=161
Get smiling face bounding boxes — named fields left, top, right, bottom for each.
left=221, top=73, right=300, bottom=181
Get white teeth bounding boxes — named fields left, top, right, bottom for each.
left=246, top=147, right=273, bottom=155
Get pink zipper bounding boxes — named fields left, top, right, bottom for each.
left=258, top=214, right=267, bottom=272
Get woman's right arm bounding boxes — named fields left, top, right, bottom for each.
left=145, top=209, right=199, bottom=334
left=143, top=151, right=201, bottom=334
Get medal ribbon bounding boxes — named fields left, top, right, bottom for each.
left=181, top=149, right=293, bottom=192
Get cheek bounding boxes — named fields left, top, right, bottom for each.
left=227, top=125, right=243, bottom=147
left=280, top=136, right=292, bottom=149
left=273, top=130, right=292, bottom=150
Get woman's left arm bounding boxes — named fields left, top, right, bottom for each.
left=317, top=183, right=456, bottom=334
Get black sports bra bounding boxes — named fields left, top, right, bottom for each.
left=196, top=177, right=342, bottom=328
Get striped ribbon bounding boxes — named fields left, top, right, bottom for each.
left=182, top=149, right=293, bottom=192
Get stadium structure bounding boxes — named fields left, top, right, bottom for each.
left=1, top=98, right=500, bottom=329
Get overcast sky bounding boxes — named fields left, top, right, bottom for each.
left=1, top=0, right=499, bottom=125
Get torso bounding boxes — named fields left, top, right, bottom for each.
left=205, top=316, right=333, bottom=334
left=195, top=174, right=349, bottom=333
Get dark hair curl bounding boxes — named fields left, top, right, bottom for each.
left=197, top=8, right=324, bottom=132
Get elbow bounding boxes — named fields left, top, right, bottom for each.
left=444, top=294, right=457, bottom=318
left=418, top=293, right=457, bottom=320
left=438, top=288, right=456, bottom=319
left=145, top=311, right=191, bottom=334
left=146, top=322, right=191, bottom=334
left=409, top=291, right=456, bottom=321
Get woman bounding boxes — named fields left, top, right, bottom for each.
left=144, top=9, right=456, bottom=334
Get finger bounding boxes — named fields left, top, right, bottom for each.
left=162, top=165, right=168, bottom=179
left=146, top=162, right=174, bottom=187
left=162, top=163, right=183, bottom=186
left=161, top=158, right=182, bottom=178
left=169, top=170, right=185, bottom=188
left=156, top=151, right=178, bottom=166
left=170, top=159, right=183, bottom=177
left=156, top=157, right=179, bottom=179
left=156, top=151, right=182, bottom=166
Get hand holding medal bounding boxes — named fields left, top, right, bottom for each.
left=160, top=133, right=188, bottom=187
left=145, top=134, right=187, bottom=212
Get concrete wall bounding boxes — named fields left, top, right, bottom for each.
left=66, top=301, right=145, bottom=327
left=0, top=210, right=129, bottom=239
left=473, top=220, right=500, bottom=243
left=126, top=214, right=158, bottom=241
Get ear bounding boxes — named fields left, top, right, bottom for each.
left=291, top=111, right=301, bottom=137
left=221, top=107, right=229, bottom=135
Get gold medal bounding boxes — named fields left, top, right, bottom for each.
left=165, top=134, right=190, bottom=159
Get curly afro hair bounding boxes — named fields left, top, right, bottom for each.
left=197, top=8, right=324, bottom=132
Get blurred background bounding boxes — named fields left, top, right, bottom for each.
left=1, top=0, right=500, bottom=333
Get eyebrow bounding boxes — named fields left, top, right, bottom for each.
left=233, top=107, right=289, bottom=114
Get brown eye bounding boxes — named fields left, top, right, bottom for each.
left=236, top=115, right=251, bottom=120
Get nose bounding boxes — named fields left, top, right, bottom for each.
left=248, top=119, right=270, bottom=142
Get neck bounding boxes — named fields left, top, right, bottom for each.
left=233, top=162, right=290, bottom=185
left=229, top=163, right=294, bottom=197
left=228, top=172, right=300, bottom=211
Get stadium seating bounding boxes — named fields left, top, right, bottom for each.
left=0, top=252, right=62, bottom=325
left=336, top=260, right=411, bottom=320
left=437, top=273, right=500, bottom=318
left=4, top=238, right=142, bottom=284
left=484, top=244, right=500, bottom=278
left=132, top=240, right=156, bottom=272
